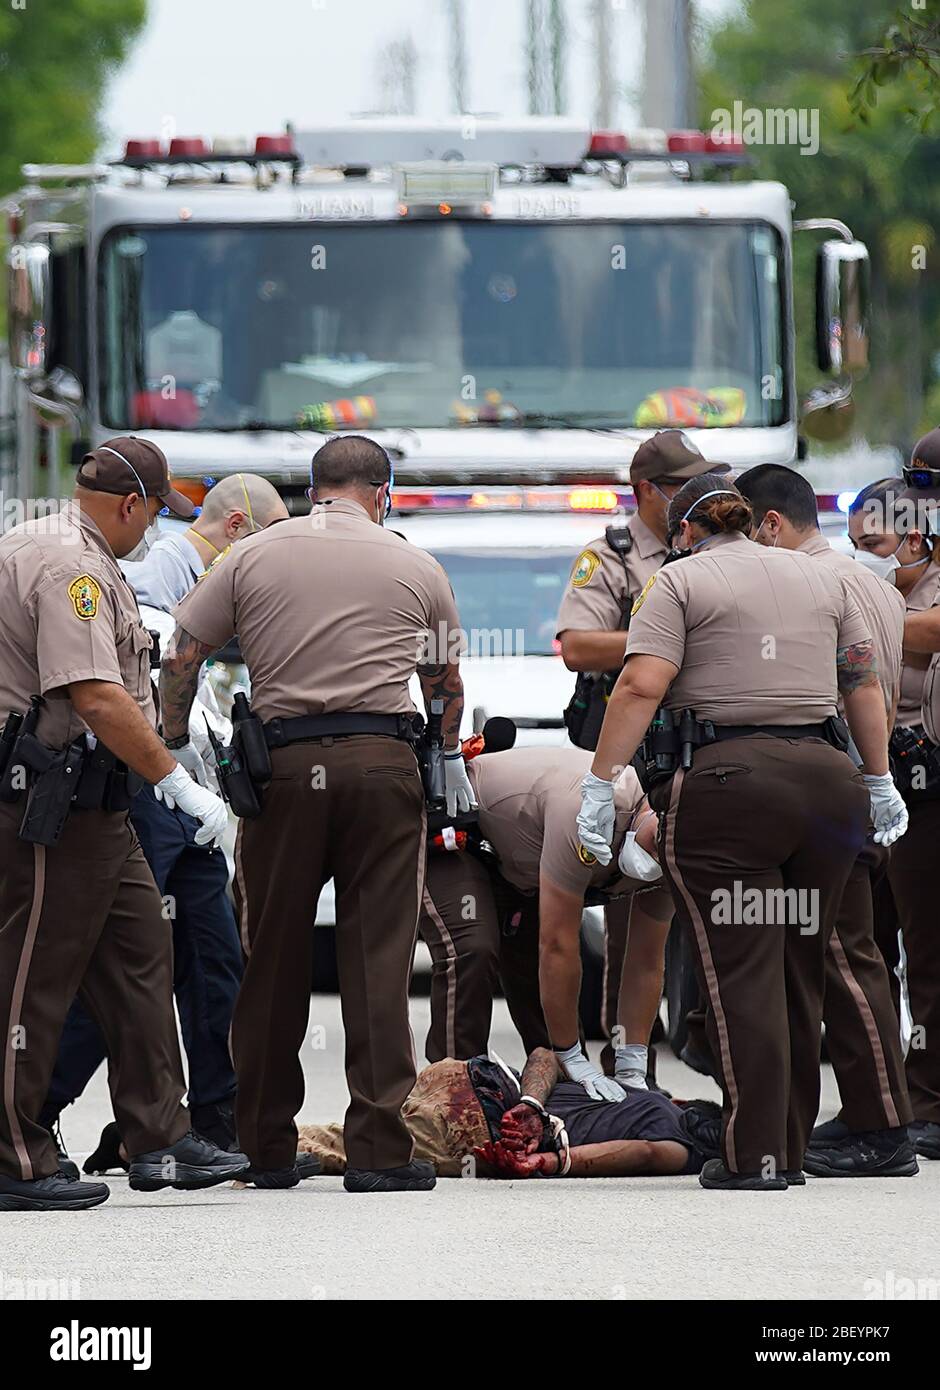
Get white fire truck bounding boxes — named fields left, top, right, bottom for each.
left=3, top=116, right=869, bottom=513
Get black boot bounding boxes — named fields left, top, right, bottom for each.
left=908, top=1120, right=940, bottom=1160
left=48, top=1120, right=79, bottom=1182
left=83, top=1121, right=128, bottom=1175
left=803, top=1128, right=918, bottom=1178
left=0, top=1172, right=109, bottom=1212
left=243, top=1153, right=323, bottom=1188
left=189, top=1100, right=237, bottom=1152
left=128, top=1131, right=249, bottom=1192
left=344, top=1159, right=436, bottom=1193
left=699, top=1158, right=787, bottom=1191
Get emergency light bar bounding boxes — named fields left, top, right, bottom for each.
left=294, top=118, right=591, bottom=172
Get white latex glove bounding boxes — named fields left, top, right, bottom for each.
left=173, top=739, right=210, bottom=789
left=577, top=771, right=616, bottom=866
left=863, top=773, right=909, bottom=847
left=155, top=763, right=229, bottom=848
left=614, top=1043, right=649, bottom=1091
left=444, top=751, right=476, bottom=819
left=555, top=1043, right=625, bottom=1103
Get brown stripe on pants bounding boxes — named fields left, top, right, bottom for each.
left=0, top=802, right=188, bottom=1180
left=419, top=851, right=500, bottom=1062
left=655, top=736, right=869, bottom=1173
left=822, top=842, right=910, bottom=1132
left=233, top=737, right=426, bottom=1171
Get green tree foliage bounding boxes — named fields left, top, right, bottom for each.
left=849, top=5, right=940, bottom=131
left=697, top=0, right=940, bottom=449
left=0, top=0, right=146, bottom=197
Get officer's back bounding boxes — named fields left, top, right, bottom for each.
left=179, top=501, right=454, bottom=720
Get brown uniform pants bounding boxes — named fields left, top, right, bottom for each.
left=233, top=737, right=426, bottom=1171
left=886, top=795, right=940, bottom=1124
left=0, top=802, right=188, bottom=1180
left=822, top=843, right=911, bottom=1131
left=655, top=736, right=869, bottom=1174
left=419, top=851, right=500, bottom=1062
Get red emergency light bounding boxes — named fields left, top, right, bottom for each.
left=168, top=138, right=210, bottom=158
left=588, top=131, right=630, bottom=157
left=255, top=134, right=295, bottom=157
left=667, top=130, right=709, bottom=153
left=705, top=131, right=745, bottom=155
left=125, top=139, right=164, bottom=159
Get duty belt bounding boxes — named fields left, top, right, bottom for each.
left=711, top=722, right=830, bottom=742
left=263, top=712, right=421, bottom=748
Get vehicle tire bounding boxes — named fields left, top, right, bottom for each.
left=664, top=917, right=698, bottom=1057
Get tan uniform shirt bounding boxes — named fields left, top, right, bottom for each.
left=173, top=499, right=460, bottom=723
left=467, top=746, right=665, bottom=904
left=626, top=531, right=871, bottom=724
left=0, top=502, right=155, bottom=749
left=796, top=532, right=905, bottom=720
left=555, top=513, right=667, bottom=652
left=896, top=561, right=940, bottom=729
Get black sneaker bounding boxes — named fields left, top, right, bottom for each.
left=48, top=1121, right=79, bottom=1182
left=906, top=1121, right=940, bottom=1161
left=344, top=1159, right=436, bottom=1193
left=0, top=1172, right=109, bottom=1212
left=783, top=1170, right=805, bottom=1186
left=698, top=1158, right=787, bottom=1191
left=810, top=1115, right=851, bottom=1145
left=83, top=1121, right=128, bottom=1175
left=296, top=1153, right=321, bottom=1180
left=189, top=1100, right=238, bottom=1152
left=128, top=1131, right=250, bottom=1192
left=803, top=1130, right=919, bottom=1178
left=679, top=1040, right=717, bottom=1080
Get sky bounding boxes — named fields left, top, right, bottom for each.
left=101, top=0, right=739, bottom=155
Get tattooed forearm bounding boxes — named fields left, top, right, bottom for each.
left=417, top=661, right=465, bottom=749
left=159, top=627, right=218, bottom=740
left=836, top=639, right=879, bottom=697
left=518, top=1047, right=561, bottom=1106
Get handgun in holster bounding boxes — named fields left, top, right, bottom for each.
left=205, top=719, right=262, bottom=820
left=0, top=695, right=44, bottom=803
left=19, top=737, right=86, bottom=846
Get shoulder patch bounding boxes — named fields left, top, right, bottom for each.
left=571, top=549, right=601, bottom=588
left=67, top=574, right=102, bottom=621
left=577, top=844, right=598, bottom=867
left=630, top=572, right=657, bottom=617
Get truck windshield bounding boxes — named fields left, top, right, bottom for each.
left=99, top=220, right=786, bottom=432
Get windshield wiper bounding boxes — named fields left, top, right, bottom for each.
left=459, top=410, right=636, bottom=434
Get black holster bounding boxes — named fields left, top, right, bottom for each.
left=19, top=738, right=86, bottom=846
left=890, top=724, right=940, bottom=801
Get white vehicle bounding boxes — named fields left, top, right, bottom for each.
left=3, top=117, right=869, bottom=511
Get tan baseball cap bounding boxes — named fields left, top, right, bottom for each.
left=78, top=437, right=195, bottom=519
left=630, top=430, right=732, bottom=485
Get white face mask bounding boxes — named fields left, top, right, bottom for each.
left=124, top=518, right=161, bottom=563
left=618, top=829, right=663, bottom=883
left=853, top=535, right=928, bottom=584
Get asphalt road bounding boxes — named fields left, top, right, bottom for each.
left=3, top=996, right=937, bottom=1302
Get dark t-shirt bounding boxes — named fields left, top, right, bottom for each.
left=546, top=1082, right=687, bottom=1147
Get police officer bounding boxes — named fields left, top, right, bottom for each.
left=848, top=468, right=940, bottom=1161
left=160, top=435, right=473, bottom=1193
left=578, top=474, right=904, bottom=1189
left=42, top=474, right=288, bottom=1166
left=738, top=465, right=915, bottom=1178
left=419, top=745, right=672, bottom=1088
left=556, top=430, right=730, bottom=1073
left=0, top=438, right=249, bottom=1211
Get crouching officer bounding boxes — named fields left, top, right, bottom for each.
left=161, top=435, right=473, bottom=1193
left=579, top=475, right=902, bottom=1190
left=0, top=438, right=249, bottom=1212
left=556, top=430, right=730, bottom=1075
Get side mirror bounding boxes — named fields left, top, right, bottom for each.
left=7, top=242, right=52, bottom=377
left=815, top=239, right=870, bottom=377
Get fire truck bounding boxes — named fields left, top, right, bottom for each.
left=3, top=116, right=869, bottom=515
